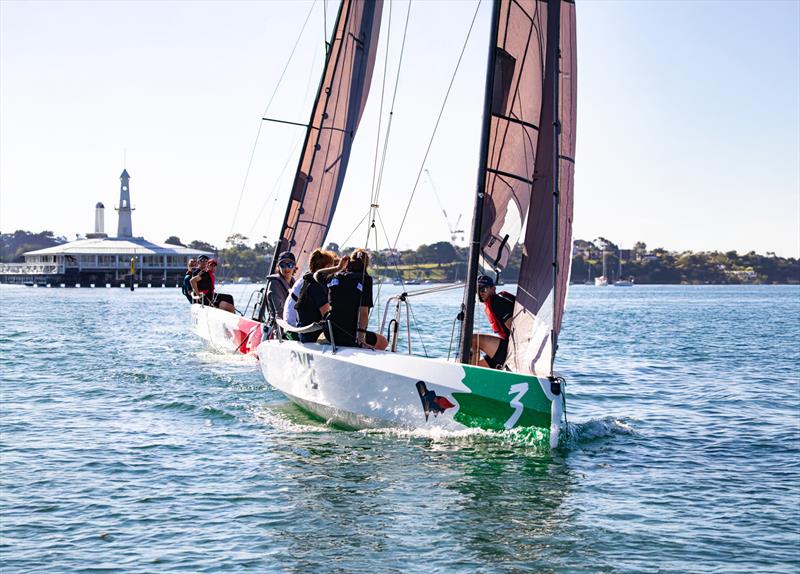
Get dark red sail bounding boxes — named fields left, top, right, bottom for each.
left=504, top=0, right=577, bottom=376
left=275, top=0, right=383, bottom=272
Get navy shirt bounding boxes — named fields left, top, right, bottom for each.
left=327, top=271, right=373, bottom=346
left=296, top=280, right=328, bottom=327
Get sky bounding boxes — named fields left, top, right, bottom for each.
left=1, top=0, right=798, bottom=257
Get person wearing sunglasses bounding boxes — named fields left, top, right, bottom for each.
left=471, top=274, right=515, bottom=368
left=262, top=251, right=297, bottom=322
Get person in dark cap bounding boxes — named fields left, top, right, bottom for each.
left=260, top=251, right=296, bottom=322
left=471, top=274, right=515, bottom=368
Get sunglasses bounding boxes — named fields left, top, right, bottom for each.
left=279, top=261, right=295, bottom=269
left=478, top=286, right=490, bottom=292
left=209, top=263, right=217, bottom=267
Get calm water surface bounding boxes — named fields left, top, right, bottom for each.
left=1, top=284, right=798, bottom=573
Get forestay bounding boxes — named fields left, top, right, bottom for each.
left=274, top=0, right=383, bottom=272
left=504, top=0, right=577, bottom=376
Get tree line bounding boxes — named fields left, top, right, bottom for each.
left=3, top=230, right=798, bottom=284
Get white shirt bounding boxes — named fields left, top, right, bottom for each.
left=283, top=277, right=305, bottom=327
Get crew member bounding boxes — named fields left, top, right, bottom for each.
left=284, top=249, right=336, bottom=328
left=295, top=252, right=343, bottom=343
left=324, top=249, right=388, bottom=350
left=261, top=251, right=296, bottom=321
left=181, top=258, right=197, bottom=303
left=470, top=274, right=515, bottom=368
left=190, top=255, right=235, bottom=313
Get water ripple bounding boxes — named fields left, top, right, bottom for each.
left=0, top=284, right=798, bottom=573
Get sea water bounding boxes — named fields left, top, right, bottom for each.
left=1, top=284, right=798, bottom=573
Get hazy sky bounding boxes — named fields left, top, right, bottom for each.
left=1, top=0, right=798, bottom=257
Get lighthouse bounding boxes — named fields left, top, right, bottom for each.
left=116, top=169, right=134, bottom=238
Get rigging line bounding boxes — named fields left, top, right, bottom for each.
left=391, top=0, right=482, bottom=251
left=228, top=0, right=318, bottom=238
left=339, top=207, right=372, bottom=249
left=248, top=35, right=320, bottom=240
left=371, top=214, right=382, bottom=332
left=375, top=210, right=426, bottom=356
left=368, top=0, right=392, bottom=214
left=372, top=0, right=413, bottom=209
left=246, top=134, right=305, bottom=238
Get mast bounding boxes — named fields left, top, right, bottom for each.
left=548, top=0, right=562, bottom=374
left=459, top=0, right=502, bottom=364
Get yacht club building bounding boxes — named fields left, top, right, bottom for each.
left=0, top=170, right=211, bottom=286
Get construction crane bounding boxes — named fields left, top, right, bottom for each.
left=424, top=169, right=465, bottom=244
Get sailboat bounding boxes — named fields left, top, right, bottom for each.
left=613, top=249, right=633, bottom=286
left=594, top=248, right=608, bottom=286
left=191, top=0, right=383, bottom=355
left=258, top=0, right=577, bottom=447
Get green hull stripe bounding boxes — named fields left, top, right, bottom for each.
left=452, top=365, right=551, bottom=430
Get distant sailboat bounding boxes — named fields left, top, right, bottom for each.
left=259, top=0, right=578, bottom=447
left=613, top=249, right=633, bottom=286
left=594, top=248, right=608, bottom=286
left=191, top=0, right=383, bottom=355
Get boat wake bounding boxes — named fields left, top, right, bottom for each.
left=562, top=416, right=635, bottom=447
left=194, top=350, right=257, bottom=366
left=251, top=399, right=634, bottom=452
left=251, top=403, right=335, bottom=434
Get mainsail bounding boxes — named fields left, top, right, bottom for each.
left=462, top=0, right=576, bottom=377
left=274, top=0, right=383, bottom=272
left=479, top=0, right=548, bottom=272
left=505, top=0, right=577, bottom=376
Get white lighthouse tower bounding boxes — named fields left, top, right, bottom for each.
left=115, top=169, right=134, bottom=238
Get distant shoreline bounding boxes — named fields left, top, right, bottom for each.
left=3, top=231, right=798, bottom=286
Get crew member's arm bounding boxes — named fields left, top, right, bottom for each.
left=266, top=278, right=285, bottom=318
left=190, top=274, right=201, bottom=295
left=356, top=306, right=370, bottom=344
left=313, top=256, right=349, bottom=285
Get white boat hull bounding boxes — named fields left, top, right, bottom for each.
left=258, top=340, right=564, bottom=446
left=190, top=304, right=263, bottom=355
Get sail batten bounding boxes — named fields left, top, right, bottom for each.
left=273, top=0, right=383, bottom=273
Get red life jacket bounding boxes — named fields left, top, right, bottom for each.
left=483, top=291, right=515, bottom=339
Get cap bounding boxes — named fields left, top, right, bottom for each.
left=198, top=254, right=210, bottom=261
left=477, top=274, right=494, bottom=288
left=277, top=251, right=296, bottom=263
left=208, top=258, right=218, bottom=266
